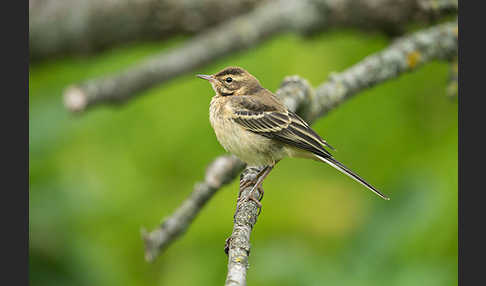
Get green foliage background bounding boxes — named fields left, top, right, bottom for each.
left=30, top=30, right=457, bottom=286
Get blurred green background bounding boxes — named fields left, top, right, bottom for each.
left=29, top=29, right=457, bottom=286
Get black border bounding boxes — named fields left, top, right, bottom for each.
left=458, top=2, right=480, bottom=285
left=4, top=0, right=29, bottom=284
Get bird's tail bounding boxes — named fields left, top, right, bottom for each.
left=315, top=154, right=390, bottom=200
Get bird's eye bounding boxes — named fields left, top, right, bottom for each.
left=225, top=77, right=233, bottom=83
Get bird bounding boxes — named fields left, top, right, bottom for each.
left=197, top=66, right=389, bottom=205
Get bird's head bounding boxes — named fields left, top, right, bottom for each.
left=197, top=66, right=262, bottom=97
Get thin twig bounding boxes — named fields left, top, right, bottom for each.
left=63, top=0, right=457, bottom=112
left=141, top=21, right=457, bottom=268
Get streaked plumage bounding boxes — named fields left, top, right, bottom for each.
left=199, top=66, right=389, bottom=201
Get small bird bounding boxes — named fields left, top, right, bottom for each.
left=198, top=66, right=389, bottom=204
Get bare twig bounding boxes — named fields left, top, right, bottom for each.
left=141, top=21, right=457, bottom=269
left=63, top=0, right=457, bottom=112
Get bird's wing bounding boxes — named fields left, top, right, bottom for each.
left=230, top=95, right=334, bottom=157
left=231, top=95, right=389, bottom=200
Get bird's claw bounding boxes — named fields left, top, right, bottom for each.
left=236, top=185, right=263, bottom=215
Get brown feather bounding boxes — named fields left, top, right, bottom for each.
left=230, top=92, right=333, bottom=157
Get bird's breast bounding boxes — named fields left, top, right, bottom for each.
left=209, top=96, right=286, bottom=166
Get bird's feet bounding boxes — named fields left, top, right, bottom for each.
left=236, top=165, right=273, bottom=215
left=237, top=184, right=264, bottom=214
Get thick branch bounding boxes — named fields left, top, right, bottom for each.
left=29, top=0, right=264, bottom=60
left=31, top=0, right=456, bottom=60
left=326, top=0, right=457, bottom=35
left=141, top=20, right=457, bottom=266
left=63, top=0, right=457, bottom=112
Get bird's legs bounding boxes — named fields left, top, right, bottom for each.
left=238, top=164, right=274, bottom=209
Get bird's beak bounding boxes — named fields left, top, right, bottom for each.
left=197, top=74, right=214, bottom=81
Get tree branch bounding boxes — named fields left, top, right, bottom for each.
left=29, top=0, right=265, bottom=60
left=142, top=155, right=244, bottom=262
left=141, top=20, right=457, bottom=270
left=224, top=167, right=264, bottom=286
left=306, top=19, right=458, bottom=122
left=63, top=0, right=457, bottom=112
